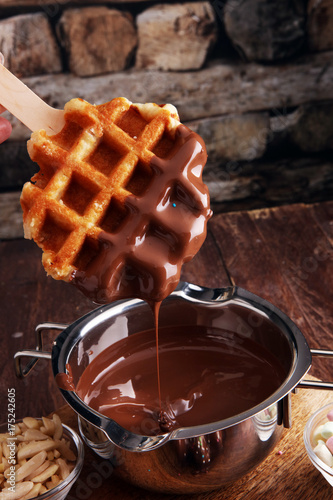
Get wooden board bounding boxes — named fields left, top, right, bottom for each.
left=209, top=201, right=333, bottom=383
left=56, top=383, right=333, bottom=500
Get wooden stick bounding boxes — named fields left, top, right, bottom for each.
left=0, top=62, right=65, bottom=135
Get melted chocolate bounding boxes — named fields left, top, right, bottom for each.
left=76, top=325, right=286, bottom=435
left=55, top=363, right=75, bottom=391
left=71, top=124, right=212, bottom=305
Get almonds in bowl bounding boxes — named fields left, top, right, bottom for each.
left=0, top=414, right=84, bottom=499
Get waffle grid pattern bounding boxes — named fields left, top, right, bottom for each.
left=21, top=97, right=208, bottom=293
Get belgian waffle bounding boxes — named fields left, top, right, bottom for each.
left=21, top=97, right=211, bottom=303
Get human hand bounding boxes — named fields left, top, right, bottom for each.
left=0, top=104, right=12, bottom=144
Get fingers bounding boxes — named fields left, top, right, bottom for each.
left=0, top=115, right=12, bottom=144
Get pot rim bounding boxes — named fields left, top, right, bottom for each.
left=50, top=282, right=312, bottom=451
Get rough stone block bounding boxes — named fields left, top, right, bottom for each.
left=223, top=0, right=305, bottom=61
left=290, top=102, right=333, bottom=152
left=57, top=7, right=137, bottom=77
left=187, top=112, right=270, bottom=162
left=0, top=13, right=62, bottom=77
left=204, top=157, right=333, bottom=210
left=270, top=102, right=333, bottom=153
left=136, top=2, right=217, bottom=71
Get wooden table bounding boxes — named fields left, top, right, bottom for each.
left=1, top=200, right=333, bottom=499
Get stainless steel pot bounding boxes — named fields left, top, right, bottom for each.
left=14, top=283, right=333, bottom=494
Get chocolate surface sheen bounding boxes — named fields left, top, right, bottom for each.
left=72, top=124, right=211, bottom=304
left=76, top=325, right=286, bottom=435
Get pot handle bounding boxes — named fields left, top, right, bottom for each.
left=14, top=322, right=68, bottom=379
left=298, top=349, right=333, bottom=390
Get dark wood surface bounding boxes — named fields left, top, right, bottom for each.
left=1, top=200, right=333, bottom=499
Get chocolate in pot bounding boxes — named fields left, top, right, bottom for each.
left=76, top=325, right=286, bottom=435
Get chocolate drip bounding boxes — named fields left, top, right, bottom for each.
left=55, top=363, right=75, bottom=391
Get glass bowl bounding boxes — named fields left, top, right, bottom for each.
left=0, top=419, right=84, bottom=499
left=304, top=402, right=333, bottom=487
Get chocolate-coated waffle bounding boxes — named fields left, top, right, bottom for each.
left=21, top=97, right=211, bottom=303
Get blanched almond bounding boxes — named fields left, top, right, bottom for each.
left=54, top=439, right=76, bottom=461
left=15, top=450, right=47, bottom=482
left=4, top=465, right=18, bottom=479
left=2, top=443, right=9, bottom=460
left=25, top=460, right=50, bottom=481
left=52, top=414, right=63, bottom=440
left=31, top=463, right=59, bottom=483
left=14, top=424, right=21, bottom=436
left=22, top=418, right=39, bottom=430
left=39, top=485, right=47, bottom=494
left=17, top=440, right=56, bottom=461
left=56, top=457, right=71, bottom=480
left=21, top=482, right=42, bottom=500
left=0, top=481, right=34, bottom=500
left=41, top=417, right=55, bottom=436
left=22, top=429, right=49, bottom=441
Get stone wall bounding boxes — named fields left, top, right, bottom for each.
left=0, top=0, right=333, bottom=238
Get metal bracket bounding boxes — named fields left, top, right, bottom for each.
left=14, top=322, right=68, bottom=379
left=298, top=349, right=333, bottom=390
